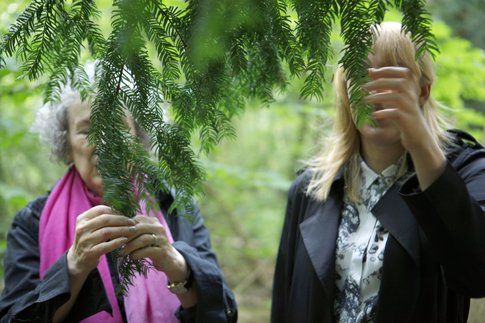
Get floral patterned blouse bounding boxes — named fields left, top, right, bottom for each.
left=334, top=157, right=411, bottom=322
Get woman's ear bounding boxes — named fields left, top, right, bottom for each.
left=65, top=144, right=73, bottom=165
left=419, top=84, right=431, bottom=107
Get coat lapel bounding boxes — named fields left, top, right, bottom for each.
left=298, top=171, right=421, bottom=321
left=299, top=180, right=343, bottom=305
left=372, top=182, right=421, bottom=322
left=371, top=183, right=420, bottom=266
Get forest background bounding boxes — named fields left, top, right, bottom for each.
left=1, top=0, right=485, bottom=321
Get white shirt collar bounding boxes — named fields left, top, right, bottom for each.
left=359, top=155, right=403, bottom=190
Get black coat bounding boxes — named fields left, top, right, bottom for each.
left=271, top=130, right=485, bottom=323
left=0, top=189, right=237, bottom=323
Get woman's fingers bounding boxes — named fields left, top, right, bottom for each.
left=129, top=246, right=158, bottom=261
left=122, top=218, right=169, bottom=252
left=364, top=66, right=422, bottom=128
left=120, top=217, right=182, bottom=273
left=69, top=235, right=128, bottom=274
left=86, top=213, right=135, bottom=232
left=366, top=67, right=419, bottom=97
left=78, top=205, right=115, bottom=221
left=130, top=216, right=165, bottom=239
left=363, top=78, right=406, bottom=92
left=71, top=207, right=140, bottom=274
left=75, top=214, right=135, bottom=245
left=133, top=214, right=156, bottom=224
left=372, top=108, right=401, bottom=121
left=123, top=233, right=160, bottom=255
left=368, top=66, right=413, bottom=80
left=88, top=225, right=137, bottom=245
left=90, top=237, right=129, bottom=257
left=74, top=211, right=167, bottom=271
left=364, top=91, right=401, bottom=106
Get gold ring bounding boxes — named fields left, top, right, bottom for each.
left=151, top=233, right=157, bottom=247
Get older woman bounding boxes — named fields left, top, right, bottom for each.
left=0, top=73, right=237, bottom=322
left=272, top=22, right=485, bottom=322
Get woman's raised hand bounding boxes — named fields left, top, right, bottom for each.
left=363, top=66, right=446, bottom=189
left=363, top=66, right=431, bottom=154
left=67, top=205, right=136, bottom=276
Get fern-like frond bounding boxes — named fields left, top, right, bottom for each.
left=395, top=0, right=439, bottom=58
left=292, top=0, right=337, bottom=101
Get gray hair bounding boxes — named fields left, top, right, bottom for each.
left=32, top=62, right=154, bottom=163
left=32, top=62, right=96, bottom=164
left=32, top=92, right=85, bottom=164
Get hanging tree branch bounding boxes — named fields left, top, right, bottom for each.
left=0, top=0, right=438, bottom=294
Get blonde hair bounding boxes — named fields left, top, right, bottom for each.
left=306, top=22, right=452, bottom=202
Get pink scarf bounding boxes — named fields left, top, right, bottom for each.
left=39, top=167, right=181, bottom=322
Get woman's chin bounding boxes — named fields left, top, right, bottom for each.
left=360, top=122, right=401, bottom=147
left=88, top=176, right=104, bottom=197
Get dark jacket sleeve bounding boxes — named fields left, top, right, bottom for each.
left=172, top=204, right=237, bottom=323
left=400, top=146, right=485, bottom=297
left=0, top=198, right=110, bottom=322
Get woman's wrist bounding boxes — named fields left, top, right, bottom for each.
left=155, top=246, right=188, bottom=283
left=408, top=140, right=446, bottom=190
left=67, top=247, right=91, bottom=279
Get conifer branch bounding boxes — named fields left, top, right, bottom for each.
left=152, top=2, right=188, bottom=50
left=1, top=0, right=439, bottom=296
left=292, top=0, right=336, bottom=101
left=395, top=0, right=439, bottom=58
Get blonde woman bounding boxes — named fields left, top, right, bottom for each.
left=271, top=22, right=485, bottom=322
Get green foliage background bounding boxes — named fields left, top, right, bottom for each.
left=1, top=1, right=485, bottom=321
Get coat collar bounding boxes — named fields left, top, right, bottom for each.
left=372, top=183, right=420, bottom=266
left=299, top=171, right=420, bottom=308
left=299, top=184, right=343, bottom=304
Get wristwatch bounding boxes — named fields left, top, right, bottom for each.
left=167, top=266, right=193, bottom=295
